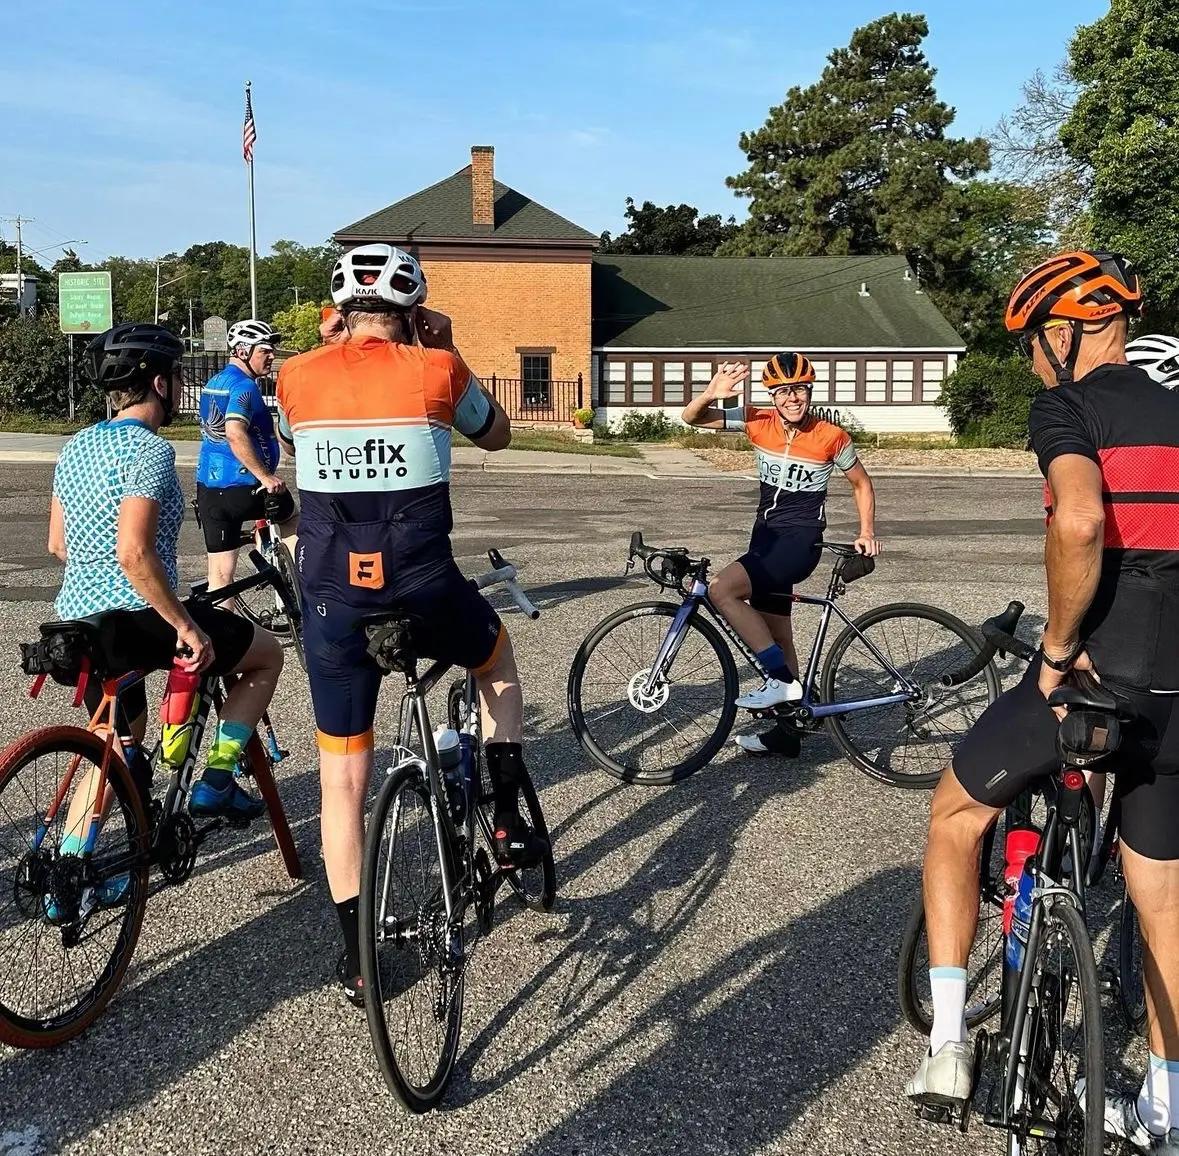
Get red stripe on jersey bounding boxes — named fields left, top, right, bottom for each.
left=1104, top=501, right=1179, bottom=550
left=1098, top=445, right=1179, bottom=494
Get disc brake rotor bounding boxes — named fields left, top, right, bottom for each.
left=627, top=668, right=670, bottom=713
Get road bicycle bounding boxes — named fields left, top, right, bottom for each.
left=898, top=603, right=1146, bottom=1046
left=358, top=549, right=556, bottom=1112
left=0, top=554, right=301, bottom=1049
left=567, top=530, right=1000, bottom=786
left=193, top=487, right=304, bottom=671
left=907, top=602, right=1138, bottom=1155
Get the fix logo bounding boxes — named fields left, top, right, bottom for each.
left=759, top=460, right=817, bottom=487
left=315, top=436, right=409, bottom=481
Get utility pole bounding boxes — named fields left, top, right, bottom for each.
left=1, top=216, right=35, bottom=316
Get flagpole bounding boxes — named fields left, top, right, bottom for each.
left=246, top=80, right=258, bottom=319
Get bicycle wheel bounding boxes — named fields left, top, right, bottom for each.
left=235, top=537, right=292, bottom=638
left=567, top=601, right=739, bottom=785
left=0, top=727, right=150, bottom=1048
left=448, top=679, right=556, bottom=912
left=1010, top=901, right=1103, bottom=1156
left=359, top=763, right=463, bottom=1113
left=898, top=823, right=1005, bottom=1036
left=272, top=540, right=305, bottom=671
left=239, top=733, right=302, bottom=880
left=821, top=602, right=1000, bottom=788
left=1117, top=881, right=1147, bottom=1037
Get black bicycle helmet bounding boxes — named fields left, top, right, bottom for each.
left=82, top=323, right=185, bottom=391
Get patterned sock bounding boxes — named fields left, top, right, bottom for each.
left=204, top=720, right=253, bottom=782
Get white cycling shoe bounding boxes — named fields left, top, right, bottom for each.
left=906, top=1041, right=974, bottom=1108
left=734, top=678, right=803, bottom=710
left=1075, top=1085, right=1179, bottom=1153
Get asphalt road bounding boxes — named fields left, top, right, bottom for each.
left=0, top=466, right=1145, bottom=1156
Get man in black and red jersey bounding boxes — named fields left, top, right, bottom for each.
left=907, top=250, right=1179, bottom=1151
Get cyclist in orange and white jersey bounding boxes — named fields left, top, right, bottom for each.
left=683, top=354, right=880, bottom=752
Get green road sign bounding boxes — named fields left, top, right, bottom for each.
left=58, top=271, right=113, bottom=334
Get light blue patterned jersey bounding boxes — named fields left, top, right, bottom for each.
left=52, top=419, right=184, bottom=618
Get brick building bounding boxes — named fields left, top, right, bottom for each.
left=334, top=146, right=596, bottom=423
left=336, top=147, right=966, bottom=433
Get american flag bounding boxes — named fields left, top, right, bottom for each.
left=242, top=83, right=257, bottom=164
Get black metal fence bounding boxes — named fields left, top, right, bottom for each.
left=177, top=351, right=279, bottom=415
left=486, top=373, right=584, bottom=423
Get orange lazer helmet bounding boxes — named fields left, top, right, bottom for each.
left=763, top=352, right=816, bottom=390
left=1005, top=251, right=1142, bottom=384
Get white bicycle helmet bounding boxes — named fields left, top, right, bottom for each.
left=1126, top=333, right=1179, bottom=388
left=330, top=244, right=427, bottom=310
left=227, top=319, right=282, bottom=352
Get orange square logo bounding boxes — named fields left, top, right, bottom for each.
left=349, top=551, right=385, bottom=590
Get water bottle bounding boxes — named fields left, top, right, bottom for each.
left=434, top=726, right=464, bottom=821
left=1003, top=826, right=1040, bottom=970
left=457, top=732, right=477, bottom=812
left=159, top=662, right=201, bottom=767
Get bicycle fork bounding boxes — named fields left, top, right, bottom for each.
left=642, top=583, right=707, bottom=697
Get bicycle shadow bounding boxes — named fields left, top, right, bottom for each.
left=445, top=725, right=825, bottom=1107
left=480, top=865, right=919, bottom=1155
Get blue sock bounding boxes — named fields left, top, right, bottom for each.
left=756, top=643, right=793, bottom=682
left=60, top=833, right=86, bottom=856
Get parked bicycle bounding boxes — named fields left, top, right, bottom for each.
left=905, top=601, right=1137, bottom=1155
left=358, top=549, right=555, bottom=1112
left=193, top=487, right=304, bottom=671
left=0, top=553, right=302, bottom=1050
left=567, top=531, right=1000, bottom=786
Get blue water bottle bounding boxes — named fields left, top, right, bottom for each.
left=1006, top=864, right=1035, bottom=969
left=457, top=732, right=476, bottom=813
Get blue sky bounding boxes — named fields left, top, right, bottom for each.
left=2, top=0, right=1108, bottom=263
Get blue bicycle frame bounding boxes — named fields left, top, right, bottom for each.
left=643, top=575, right=917, bottom=720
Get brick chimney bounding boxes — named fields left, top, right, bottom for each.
left=471, top=145, right=494, bottom=229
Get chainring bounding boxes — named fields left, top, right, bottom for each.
left=157, top=813, right=198, bottom=884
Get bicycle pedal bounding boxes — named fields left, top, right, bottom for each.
left=223, top=814, right=252, bottom=831
left=193, top=819, right=223, bottom=841
left=914, top=1103, right=956, bottom=1127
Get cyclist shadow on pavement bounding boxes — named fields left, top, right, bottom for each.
left=449, top=720, right=828, bottom=1108
left=510, top=864, right=920, bottom=1156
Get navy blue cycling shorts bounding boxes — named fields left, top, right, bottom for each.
left=737, top=523, right=823, bottom=615
left=300, top=559, right=503, bottom=750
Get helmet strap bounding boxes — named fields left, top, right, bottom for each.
left=1038, top=324, right=1084, bottom=386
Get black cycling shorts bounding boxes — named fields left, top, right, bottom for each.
left=301, top=559, right=503, bottom=747
left=195, top=483, right=297, bottom=552
left=80, top=602, right=256, bottom=724
left=737, top=523, right=824, bottom=615
left=955, top=656, right=1179, bottom=860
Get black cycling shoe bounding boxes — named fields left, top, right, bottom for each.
left=336, top=953, right=365, bottom=1009
left=492, top=814, right=549, bottom=870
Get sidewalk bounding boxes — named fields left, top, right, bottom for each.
left=0, top=433, right=1040, bottom=479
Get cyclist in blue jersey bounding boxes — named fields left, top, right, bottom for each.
left=196, top=320, right=298, bottom=592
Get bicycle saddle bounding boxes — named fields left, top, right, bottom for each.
left=1047, top=671, right=1137, bottom=720
left=356, top=611, right=428, bottom=675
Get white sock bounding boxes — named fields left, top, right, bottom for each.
left=1138, top=1053, right=1179, bottom=1136
left=929, top=966, right=968, bottom=1055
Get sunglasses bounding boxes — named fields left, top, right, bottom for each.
left=1019, top=320, right=1071, bottom=359
left=768, top=385, right=812, bottom=399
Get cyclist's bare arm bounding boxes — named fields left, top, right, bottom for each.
left=226, top=419, right=283, bottom=491
left=681, top=362, right=748, bottom=429
left=470, top=390, right=511, bottom=451
left=843, top=461, right=881, bottom=555
left=48, top=496, right=67, bottom=561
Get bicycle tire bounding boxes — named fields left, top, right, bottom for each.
left=898, top=824, right=1004, bottom=1036
left=0, top=727, right=150, bottom=1049
left=359, top=762, right=463, bottom=1112
left=272, top=540, right=305, bottom=671
left=821, top=601, right=1000, bottom=789
left=241, top=733, right=302, bottom=880
left=447, top=680, right=556, bottom=912
left=1117, top=881, right=1147, bottom=1037
left=1012, top=901, right=1103, bottom=1156
left=567, top=601, right=740, bottom=785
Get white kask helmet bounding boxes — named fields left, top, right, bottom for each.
left=330, top=244, right=427, bottom=310
left=227, top=319, right=282, bottom=353
left=1126, top=333, right=1179, bottom=389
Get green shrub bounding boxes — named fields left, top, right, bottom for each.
left=938, top=354, right=1041, bottom=448
left=611, top=409, right=679, bottom=441
left=0, top=315, right=106, bottom=420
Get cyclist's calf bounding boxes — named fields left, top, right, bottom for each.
left=474, top=627, right=523, bottom=745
